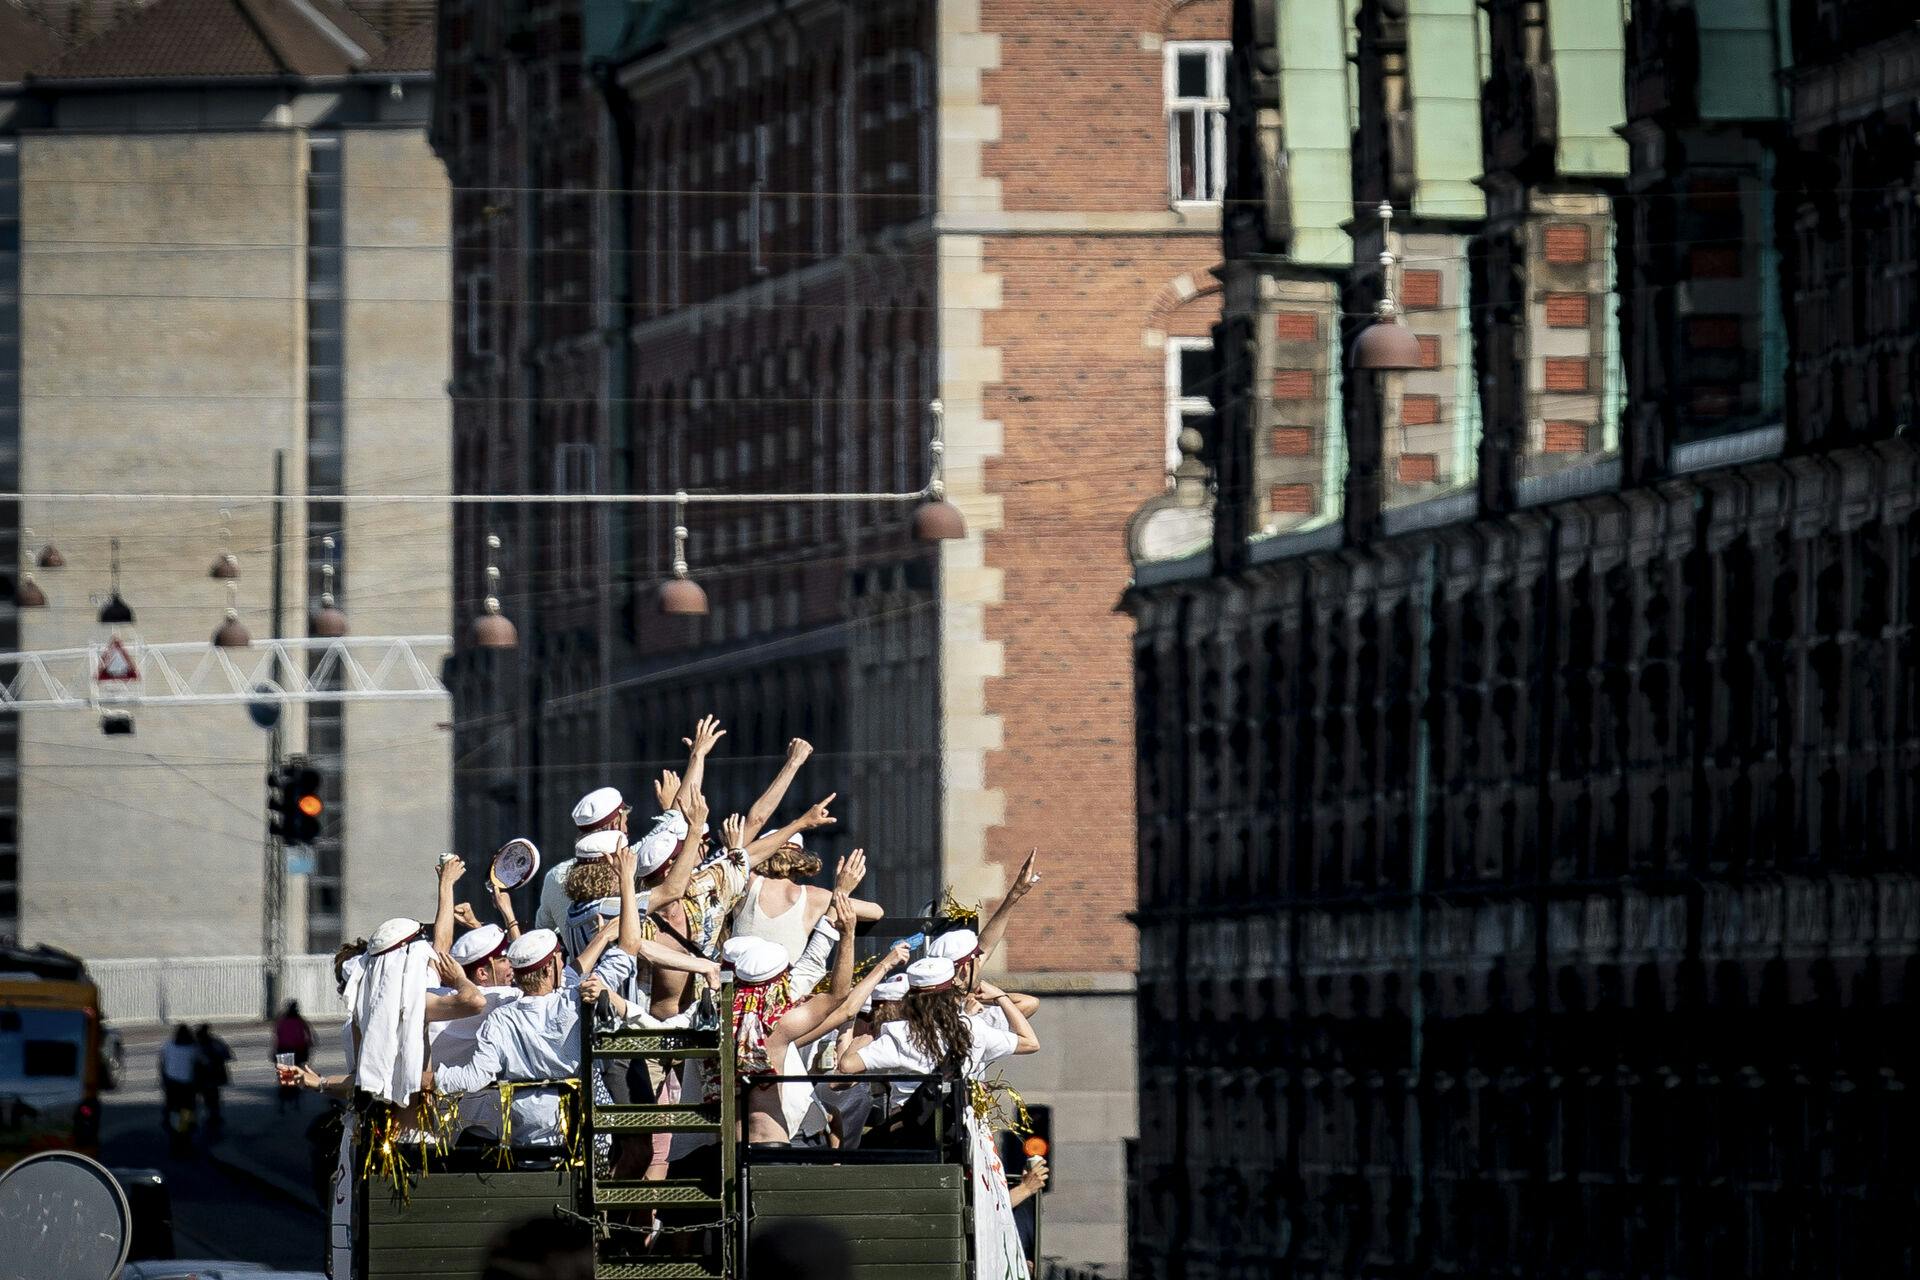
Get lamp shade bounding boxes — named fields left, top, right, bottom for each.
left=36, top=544, right=65, bottom=569
left=1353, top=317, right=1424, bottom=371
left=310, top=604, right=349, bottom=637
left=912, top=498, right=967, bottom=541
left=210, top=553, right=239, bottom=580
left=660, top=577, right=709, bottom=616
left=14, top=576, right=46, bottom=607
left=472, top=609, right=518, bottom=648
left=212, top=614, right=251, bottom=648
left=97, top=593, right=135, bottom=626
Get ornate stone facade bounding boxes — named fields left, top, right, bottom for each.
left=1130, top=3, right=1920, bottom=1275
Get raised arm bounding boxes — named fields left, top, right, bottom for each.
left=612, top=844, right=643, bottom=956
left=742, top=738, right=813, bottom=843
left=814, top=852, right=887, bottom=932
left=672, top=716, right=726, bottom=815
left=430, top=856, right=465, bottom=954
left=423, top=951, right=486, bottom=1021
left=490, top=878, right=524, bottom=942
left=575, top=917, right=620, bottom=978
left=743, top=793, right=837, bottom=871
left=827, top=892, right=859, bottom=999
left=975, top=849, right=1041, bottom=966
left=783, top=937, right=912, bottom=1052
left=653, top=785, right=710, bottom=904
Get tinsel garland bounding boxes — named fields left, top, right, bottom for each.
left=969, top=1070, right=1034, bottom=1137
left=488, top=1078, right=585, bottom=1170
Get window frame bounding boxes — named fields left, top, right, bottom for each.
left=1165, top=336, right=1215, bottom=477
left=1164, top=42, right=1229, bottom=208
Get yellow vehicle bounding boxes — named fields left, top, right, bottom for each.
left=0, top=943, right=107, bottom=1170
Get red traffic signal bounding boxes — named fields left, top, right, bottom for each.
left=269, top=759, right=326, bottom=846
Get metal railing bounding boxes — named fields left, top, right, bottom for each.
left=88, top=953, right=345, bottom=1027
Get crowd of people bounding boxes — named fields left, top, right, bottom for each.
left=282, top=718, right=1050, bottom=1276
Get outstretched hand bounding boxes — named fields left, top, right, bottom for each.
left=437, top=855, right=465, bottom=888
left=1008, top=849, right=1042, bottom=902
left=800, top=793, right=838, bottom=831
left=684, top=715, right=725, bottom=757
left=834, top=849, right=867, bottom=895
left=722, top=813, right=748, bottom=850
left=654, top=769, right=681, bottom=812
left=430, top=951, right=464, bottom=987
left=452, top=902, right=481, bottom=930
left=683, top=784, right=710, bottom=830
left=786, top=738, right=813, bottom=765
left=612, top=843, right=638, bottom=885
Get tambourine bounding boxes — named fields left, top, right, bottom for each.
left=491, top=838, right=541, bottom=890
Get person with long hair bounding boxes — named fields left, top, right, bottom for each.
left=837, top=958, right=1040, bottom=1280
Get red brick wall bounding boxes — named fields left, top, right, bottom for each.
left=970, top=0, right=1228, bottom=975
left=983, top=0, right=1230, bottom=213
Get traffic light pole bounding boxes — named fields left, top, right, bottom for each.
left=263, top=450, right=286, bottom=1021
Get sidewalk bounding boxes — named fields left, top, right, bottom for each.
left=117, top=1022, right=345, bottom=1215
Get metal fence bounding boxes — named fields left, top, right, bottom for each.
left=88, top=954, right=347, bottom=1028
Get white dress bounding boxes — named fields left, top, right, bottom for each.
left=856, top=1014, right=1027, bottom=1280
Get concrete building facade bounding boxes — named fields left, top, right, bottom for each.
left=0, top=0, right=451, bottom=958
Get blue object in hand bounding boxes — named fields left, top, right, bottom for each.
left=889, top=931, right=926, bottom=953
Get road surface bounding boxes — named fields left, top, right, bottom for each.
left=102, top=1023, right=333, bottom=1270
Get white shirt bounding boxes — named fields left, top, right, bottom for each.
left=533, top=858, right=576, bottom=933
left=855, top=1012, right=1020, bottom=1110
left=426, top=985, right=521, bottom=1070
left=434, top=969, right=582, bottom=1145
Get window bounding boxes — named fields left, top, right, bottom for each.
left=1166, top=337, right=1215, bottom=476
left=1166, top=43, right=1228, bottom=206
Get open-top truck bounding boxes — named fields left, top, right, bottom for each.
left=351, top=985, right=979, bottom=1280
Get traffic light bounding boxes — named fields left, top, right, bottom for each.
left=998, top=1102, right=1053, bottom=1192
left=269, top=759, right=325, bottom=845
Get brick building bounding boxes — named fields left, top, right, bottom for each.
left=437, top=0, right=1230, bottom=1266
left=0, top=0, right=450, bottom=956
left=1128, top=1, right=1920, bottom=1276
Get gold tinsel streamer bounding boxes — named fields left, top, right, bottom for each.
left=487, top=1078, right=586, bottom=1170
left=938, top=888, right=981, bottom=929
left=968, top=1071, right=1034, bottom=1137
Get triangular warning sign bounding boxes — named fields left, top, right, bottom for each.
left=97, top=637, right=139, bottom=683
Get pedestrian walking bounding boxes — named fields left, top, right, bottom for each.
left=193, top=1023, right=233, bottom=1137
left=273, top=1000, right=314, bottom=1112
left=159, top=1024, right=198, bottom=1156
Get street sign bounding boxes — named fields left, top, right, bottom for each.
left=95, top=637, right=138, bottom=683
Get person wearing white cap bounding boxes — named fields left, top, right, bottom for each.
left=808, top=969, right=911, bottom=1150
left=427, top=927, right=606, bottom=1147
left=838, top=959, right=1040, bottom=1280
left=534, top=784, right=631, bottom=933
left=723, top=894, right=912, bottom=1144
